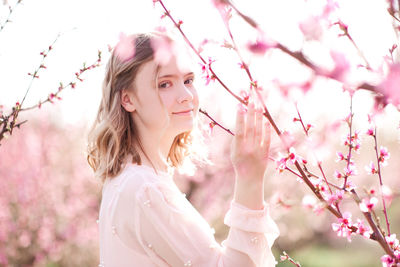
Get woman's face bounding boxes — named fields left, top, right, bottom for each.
left=131, top=53, right=199, bottom=138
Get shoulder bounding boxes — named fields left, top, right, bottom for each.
left=112, top=163, right=173, bottom=202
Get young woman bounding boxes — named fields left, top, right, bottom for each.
left=87, top=32, right=279, bottom=267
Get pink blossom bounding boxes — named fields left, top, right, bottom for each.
left=312, top=178, right=328, bottom=194
left=366, top=127, right=375, bottom=136
left=327, top=190, right=344, bottom=205
left=343, top=131, right=361, bottom=151
left=199, top=57, right=216, bottom=85
left=299, top=16, right=323, bottom=41
left=369, top=188, right=376, bottom=195
left=343, top=112, right=352, bottom=125
left=355, top=219, right=371, bottom=239
left=386, top=234, right=399, bottom=250
left=359, top=197, right=378, bottom=212
left=322, top=0, right=339, bottom=19
left=327, top=51, right=350, bottom=83
left=302, top=194, right=317, bottom=209
left=287, top=147, right=306, bottom=164
left=381, top=255, right=395, bottom=267
left=150, top=35, right=174, bottom=65
left=379, top=146, right=390, bottom=166
left=365, top=161, right=377, bottom=175
left=344, top=164, right=358, bottom=177
left=211, top=0, right=229, bottom=9
left=334, top=170, right=342, bottom=179
left=382, top=185, right=394, bottom=207
left=378, top=63, right=400, bottom=106
left=336, top=151, right=345, bottom=162
left=114, top=32, right=136, bottom=62
left=276, top=153, right=288, bottom=173
left=332, top=212, right=354, bottom=242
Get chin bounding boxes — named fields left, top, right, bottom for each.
left=176, top=124, right=194, bottom=135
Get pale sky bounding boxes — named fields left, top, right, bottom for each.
left=0, top=0, right=398, bottom=134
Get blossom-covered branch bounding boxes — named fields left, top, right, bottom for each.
left=153, top=0, right=399, bottom=263
left=0, top=38, right=102, bottom=145
left=0, top=0, right=23, bottom=33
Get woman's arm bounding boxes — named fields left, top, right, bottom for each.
left=231, top=101, right=271, bottom=210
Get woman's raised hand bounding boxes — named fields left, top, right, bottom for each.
left=230, top=101, right=271, bottom=182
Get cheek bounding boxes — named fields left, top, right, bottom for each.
left=158, top=92, right=175, bottom=112
left=192, top=89, right=200, bottom=107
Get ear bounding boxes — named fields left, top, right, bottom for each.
left=120, top=89, right=136, bottom=112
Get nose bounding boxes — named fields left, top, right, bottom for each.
left=177, top=82, right=194, bottom=103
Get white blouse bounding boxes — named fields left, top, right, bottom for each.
left=98, top=162, right=279, bottom=267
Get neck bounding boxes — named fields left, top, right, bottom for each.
left=135, top=129, right=175, bottom=174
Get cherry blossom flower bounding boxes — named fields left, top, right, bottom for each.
left=382, top=185, right=394, bottom=207
left=379, top=146, right=390, bottom=166
left=386, top=234, right=399, bottom=250
left=311, top=178, right=329, bottom=194
left=378, top=63, right=400, bottom=106
left=381, top=255, right=395, bottom=267
left=199, top=57, right=216, bottom=85
left=334, top=170, right=343, bottom=179
left=326, top=190, right=344, bottom=205
left=365, top=161, right=378, bottom=175
left=369, top=188, right=376, bottom=195
left=359, top=197, right=378, bottom=212
left=322, top=0, right=339, bottom=19
left=336, top=151, right=345, bottom=162
left=344, top=163, right=358, bottom=177
left=355, top=219, right=372, bottom=239
left=332, top=212, right=354, bottom=242
left=276, top=153, right=288, bottom=173
left=114, top=32, right=136, bottom=63
left=288, top=147, right=306, bottom=164
left=343, top=131, right=361, bottom=151
left=150, top=35, right=175, bottom=65
left=366, top=127, right=375, bottom=136
left=275, top=148, right=306, bottom=173
left=299, top=15, right=323, bottom=41
left=328, top=51, right=350, bottom=83
left=302, top=194, right=317, bottom=209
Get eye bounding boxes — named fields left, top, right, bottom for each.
left=184, top=77, right=194, bottom=85
left=158, top=81, right=172, bottom=89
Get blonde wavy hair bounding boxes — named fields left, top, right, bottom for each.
left=87, top=32, right=211, bottom=182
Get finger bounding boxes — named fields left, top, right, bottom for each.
left=261, top=120, right=271, bottom=153
left=246, top=101, right=255, bottom=144
left=234, top=103, right=246, bottom=146
left=254, top=107, right=263, bottom=146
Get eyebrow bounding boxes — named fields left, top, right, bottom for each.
left=158, top=72, right=195, bottom=79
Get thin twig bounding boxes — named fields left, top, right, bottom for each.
left=0, top=0, right=23, bottom=32
left=373, top=127, right=391, bottom=236
left=344, top=95, right=353, bottom=189
left=199, top=108, right=235, bottom=136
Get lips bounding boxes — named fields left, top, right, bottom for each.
left=172, top=109, right=193, bottom=114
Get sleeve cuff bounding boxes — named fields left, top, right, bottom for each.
left=224, top=200, right=279, bottom=234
